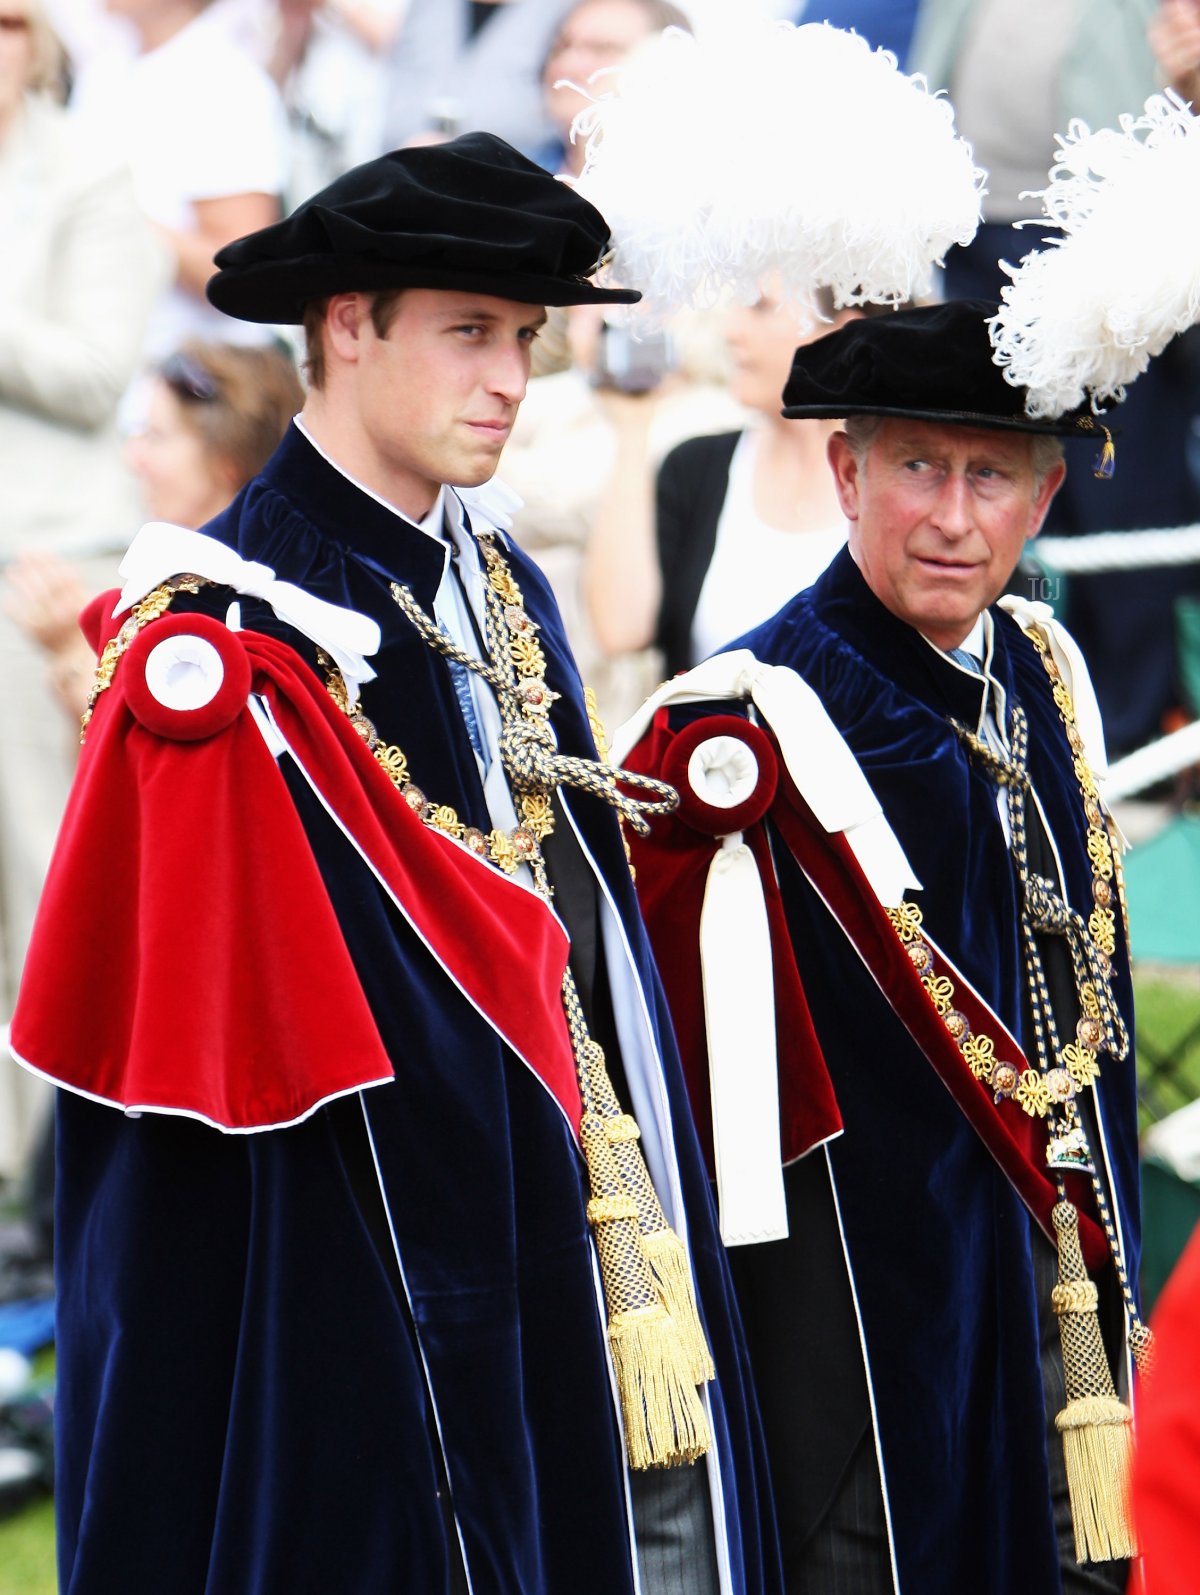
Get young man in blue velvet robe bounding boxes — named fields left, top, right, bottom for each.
left=617, top=301, right=1146, bottom=1595
left=8, top=135, right=781, bottom=1595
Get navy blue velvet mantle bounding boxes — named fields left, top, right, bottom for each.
left=682, top=547, right=1141, bottom=1594
left=52, top=426, right=780, bottom=1595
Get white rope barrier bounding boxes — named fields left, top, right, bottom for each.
left=1106, top=720, right=1200, bottom=801
left=1034, top=525, right=1200, bottom=573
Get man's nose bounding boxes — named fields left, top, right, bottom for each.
left=487, top=343, right=529, bottom=405
left=929, top=472, right=973, bottom=539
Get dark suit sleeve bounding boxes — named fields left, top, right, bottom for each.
left=654, top=431, right=741, bottom=675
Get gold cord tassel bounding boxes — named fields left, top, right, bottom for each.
left=640, top=1228, right=716, bottom=1386
left=1051, top=1201, right=1137, bottom=1563
left=581, top=1113, right=710, bottom=1468
left=607, top=1116, right=715, bottom=1385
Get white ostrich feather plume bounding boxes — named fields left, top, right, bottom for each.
left=571, top=17, right=983, bottom=320
left=990, top=92, right=1200, bottom=418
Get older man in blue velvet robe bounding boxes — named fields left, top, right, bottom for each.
left=8, top=134, right=781, bottom=1595
left=618, top=301, right=1146, bottom=1595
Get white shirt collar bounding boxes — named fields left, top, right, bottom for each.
left=923, top=610, right=992, bottom=673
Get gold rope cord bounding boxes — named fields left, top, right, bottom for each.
left=947, top=632, right=1148, bottom=1564
left=378, top=533, right=713, bottom=1468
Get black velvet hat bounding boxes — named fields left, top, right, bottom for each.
left=782, top=299, right=1106, bottom=439
left=207, top=132, right=641, bottom=324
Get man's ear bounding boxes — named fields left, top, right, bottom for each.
left=1026, top=457, right=1068, bottom=542
left=323, top=294, right=370, bottom=365
left=827, top=431, right=862, bottom=522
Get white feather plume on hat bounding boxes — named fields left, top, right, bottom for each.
left=990, top=93, right=1200, bottom=419
left=571, top=16, right=983, bottom=320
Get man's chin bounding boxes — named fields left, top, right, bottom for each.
left=451, top=466, right=499, bottom=489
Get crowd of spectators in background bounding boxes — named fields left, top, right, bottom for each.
left=2, top=0, right=1200, bottom=1278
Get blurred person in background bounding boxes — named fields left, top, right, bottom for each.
left=1150, top=0, right=1200, bottom=103
left=70, top=0, right=289, bottom=364
left=500, top=0, right=713, bottom=730
left=268, top=0, right=409, bottom=198
left=379, top=0, right=576, bottom=153
left=0, top=0, right=162, bottom=1196
left=788, top=0, right=918, bottom=65
left=3, top=337, right=303, bottom=1265
left=504, top=301, right=745, bottom=729
left=7, top=341, right=306, bottom=717
left=532, top=0, right=689, bottom=176
left=1132, top=1221, right=1200, bottom=1595
left=584, top=287, right=872, bottom=681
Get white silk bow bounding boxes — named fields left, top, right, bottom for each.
left=117, top=523, right=382, bottom=698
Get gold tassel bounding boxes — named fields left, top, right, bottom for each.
left=1091, top=425, right=1116, bottom=481
left=641, top=1226, right=716, bottom=1386
left=582, top=1114, right=711, bottom=1470
left=605, top=1303, right=710, bottom=1471
left=603, top=1111, right=716, bottom=1385
left=1051, top=1201, right=1137, bottom=1563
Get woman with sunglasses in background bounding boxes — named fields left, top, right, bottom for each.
left=7, top=339, right=306, bottom=716
left=126, top=342, right=306, bottom=531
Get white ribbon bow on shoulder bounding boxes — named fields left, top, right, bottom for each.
left=117, top=523, right=382, bottom=700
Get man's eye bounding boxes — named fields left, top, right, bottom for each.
left=904, top=459, right=929, bottom=473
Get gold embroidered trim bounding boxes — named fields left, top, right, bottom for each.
left=80, top=576, right=203, bottom=740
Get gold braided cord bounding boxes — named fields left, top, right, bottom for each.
left=1051, top=1279, right=1099, bottom=1315
left=946, top=698, right=1150, bottom=1374
left=562, top=975, right=715, bottom=1390
left=375, top=530, right=712, bottom=1468
left=388, top=571, right=677, bottom=838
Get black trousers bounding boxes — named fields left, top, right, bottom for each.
left=787, top=1233, right=1129, bottom=1595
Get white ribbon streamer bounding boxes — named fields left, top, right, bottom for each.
left=612, top=648, right=920, bottom=906
left=117, top=523, right=382, bottom=700
left=696, top=797, right=789, bottom=1244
